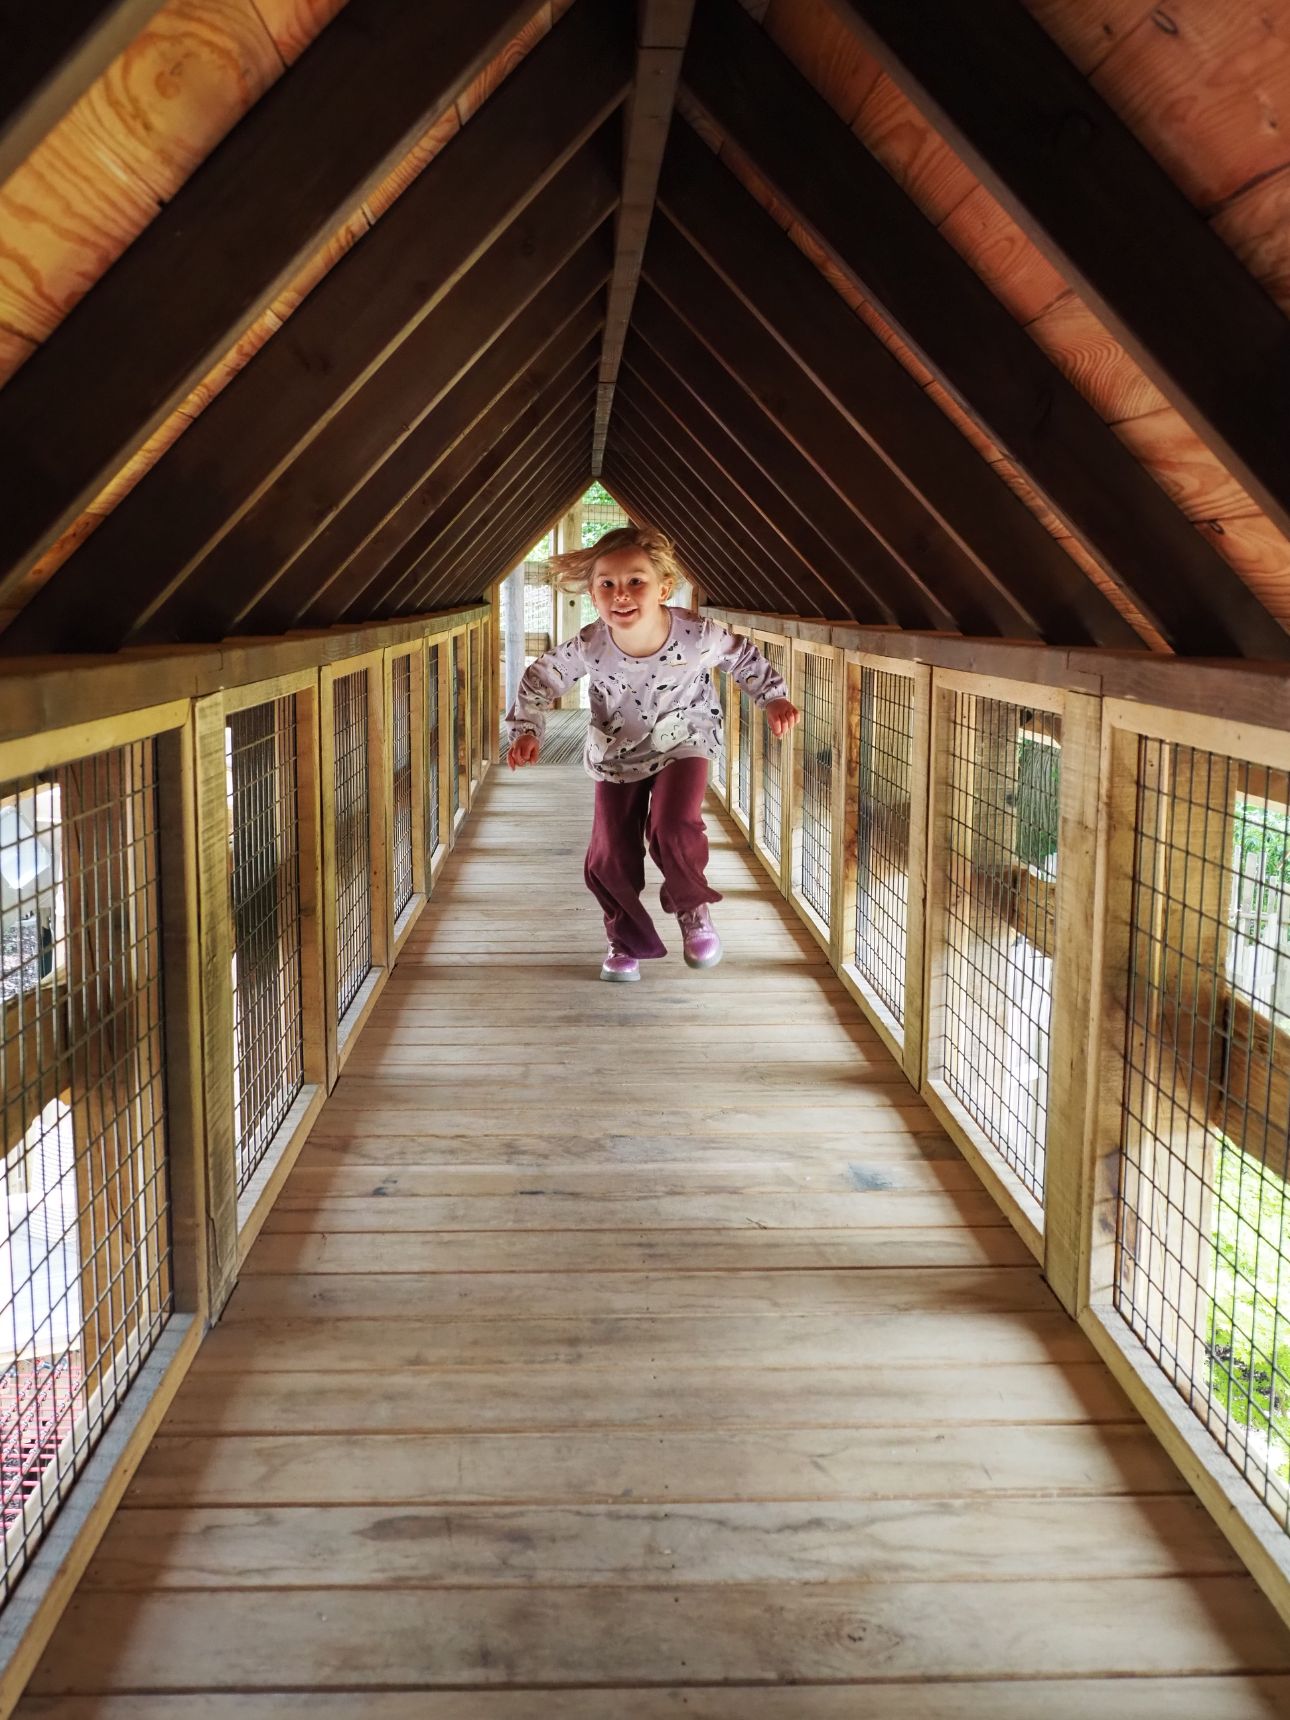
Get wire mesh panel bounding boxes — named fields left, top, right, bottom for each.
left=0, top=741, right=171, bottom=1600
left=450, top=638, right=462, bottom=820
left=227, top=699, right=304, bottom=1194
left=940, top=691, right=1060, bottom=1203
left=735, top=687, right=753, bottom=821
left=426, top=644, right=441, bottom=860
left=332, top=670, right=372, bottom=1022
left=1116, top=737, right=1290, bottom=1531
left=854, top=668, right=915, bottom=1026
left=759, top=639, right=788, bottom=863
left=796, top=652, right=837, bottom=926
left=390, top=656, right=414, bottom=923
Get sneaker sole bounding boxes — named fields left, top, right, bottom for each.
left=600, top=966, right=641, bottom=983
left=684, top=946, right=723, bottom=970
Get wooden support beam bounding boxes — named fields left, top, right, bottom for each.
left=2, top=5, right=628, bottom=656
left=0, top=0, right=165, bottom=186
left=620, top=358, right=856, bottom=623
left=430, top=451, right=594, bottom=610
left=403, top=417, right=595, bottom=614
left=613, top=416, right=790, bottom=614
left=609, top=428, right=782, bottom=613
left=643, top=218, right=972, bottom=634
left=590, top=0, right=696, bottom=472
left=829, top=0, right=1290, bottom=550
left=244, top=270, right=608, bottom=632
left=411, top=427, right=592, bottom=611
left=658, top=120, right=1135, bottom=650
left=683, top=0, right=1290, bottom=660
left=625, top=327, right=894, bottom=625
left=610, top=435, right=781, bottom=613
left=0, top=0, right=540, bottom=607
left=140, top=156, right=617, bottom=644
left=631, top=283, right=942, bottom=628
left=334, top=355, right=601, bottom=625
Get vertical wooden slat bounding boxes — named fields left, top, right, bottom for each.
left=902, top=663, right=933, bottom=1088
left=1043, top=689, right=1105, bottom=1315
left=191, top=694, right=237, bottom=1316
left=294, top=684, right=326, bottom=1093
left=155, top=721, right=207, bottom=1320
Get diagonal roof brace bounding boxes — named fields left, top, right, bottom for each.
left=590, top=0, right=697, bottom=474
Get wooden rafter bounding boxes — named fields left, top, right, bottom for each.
left=829, top=0, right=1290, bottom=550
left=422, top=435, right=594, bottom=610
left=137, top=156, right=616, bottom=644
left=658, top=121, right=1136, bottom=649
left=400, top=416, right=595, bottom=615
left=620, top=360, right=860, bottom=623
left=602, top=463, right=736, bottom=606
left=683, top=0, right=1290, bottom=659
left=590, top=0, right=696, bottom=474
left=264, top=286, right=607, bottom=631
left=325, top=354, right=602, bottom=626
left=613, top=413, right=797, bottom=614
left=0, top=0, right=166, bottom=186
left=445, top=468, right=593, bottom=609
left=2, top=7, right=629, bottom=656
left=604, top=456, right=749, bottom=609
left=641, top=219, right=970, bottom=632
left=0, top=0, right=539, bottom=607
left=628, top=285, right=952, bottom=625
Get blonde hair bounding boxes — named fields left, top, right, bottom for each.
left=548, top=524, right=682, bottom=597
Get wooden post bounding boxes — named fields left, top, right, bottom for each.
left=191, top=693, right=238, bottom=1316
left=1043, top=690, right=1105, bottom=1314
left=828, top=646, right=850, bottom=972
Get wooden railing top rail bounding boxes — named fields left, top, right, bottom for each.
left=0, top=606, right=489, bottom=745
left=703, top=606, right=1290, bottom=731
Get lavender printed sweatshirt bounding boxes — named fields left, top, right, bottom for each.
left=506, top=610, right=789, bottom=783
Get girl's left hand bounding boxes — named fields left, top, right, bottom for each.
left=766, top=697, right=801, bottom=737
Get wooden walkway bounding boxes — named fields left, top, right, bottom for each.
left=20, top=764, right=1290, bottom=1716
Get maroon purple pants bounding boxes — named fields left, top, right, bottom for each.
left=585, top=757, right=721, bottom=958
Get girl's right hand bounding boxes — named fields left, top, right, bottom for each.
left=508, top=734, right=540, bottom=770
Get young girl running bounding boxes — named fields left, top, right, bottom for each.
left=506, top=525, right=800, bottom=982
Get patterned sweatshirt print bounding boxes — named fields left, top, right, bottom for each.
left=506, top=610, right=790, bottom=783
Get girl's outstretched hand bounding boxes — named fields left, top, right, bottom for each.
left=508, top=734, right=540, bottom=770
left=766, top=697, right=801, bottom=738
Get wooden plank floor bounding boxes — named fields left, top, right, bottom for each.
left=20, top=763, right=1290, bottom=1717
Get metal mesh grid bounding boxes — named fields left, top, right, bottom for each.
left=941, top=692, right=1059, bottom=1203
left=0, top=741, right=171, bottom=1601
left=227, top=698, right=304, bottom=1194
left=1117, top=738, right=1290, bottom=1531
left=735, top=687, right=753, bottom=819
left=332, top=670, right=372, bottom=1023
left=796, top=653, right=836, bottom=925
left=390, top=656, right=414, bottom=923
left=450, top=639, right=461, bottom=819
left=854, top=668, right=915, bottom=1025
left=426, top=644, right=441, bottom=860
left=759, top=640, right=787, bottom=862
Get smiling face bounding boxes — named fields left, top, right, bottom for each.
left=589, top=547, right=673, bottom=644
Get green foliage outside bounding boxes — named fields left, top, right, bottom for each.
left=1014, top=737, right=1060, bottom=872
left=580, top=481, right=627, bottom=548
left=1206, top=1135, right=1290, bottom=1494
left=1233, top=798, right=1290, bottom=925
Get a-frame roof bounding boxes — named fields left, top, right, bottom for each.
left=1, top=0, right=1289, bottom=659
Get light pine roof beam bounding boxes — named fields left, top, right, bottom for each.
left=829, top=0, right=1290, bottom=554
left=0, top=0, right=539, bottom=608
left=0, top=0, right=166, bottom=186
left=590, top=0, right=696, bottom=474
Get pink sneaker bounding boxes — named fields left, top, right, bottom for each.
left=679, top=905, right=722, bottom=970
left=600, top=944, right=641, bottom=983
